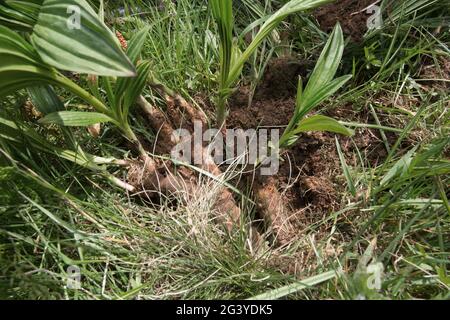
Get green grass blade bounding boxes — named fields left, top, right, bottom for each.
left=336, top=137, right=356, bottom=196
left=248, top=270, right=338, bottom=300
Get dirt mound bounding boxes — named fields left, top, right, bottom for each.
left=314, top=0, right=376, bottom=42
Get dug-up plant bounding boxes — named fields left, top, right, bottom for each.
left=1, top=0, right=354, bottom=244
left=0, top=0, right=242, bottom=230
left=253, top=24, right=354, bottom=246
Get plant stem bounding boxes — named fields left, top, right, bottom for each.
left=216, top=96, right=227, bottom=129
left=56, top=73, right=147, bottom=158
left=55, top=73, right=112, bottom=117
left=122, top=122, right=147, bottom=158
left=106, top=174, right=136, bottom=192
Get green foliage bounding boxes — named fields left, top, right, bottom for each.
left=0, top=0, right=449, bottom=300
left=280, top=24, right=353, bottom=149
left=31, top=0, right=135, bottom=77
left=0, top=24, right=57, bottom=97
left=0, top=0, right=153, bottom=158
left=39, top=111, right=115, bottom=126
left=27, top=85, right=64, bottom=114
left=210, top=0, right=333, bottom=126
left=0, top=0, right=42, bottom=31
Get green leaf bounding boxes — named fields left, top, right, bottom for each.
left=281, top=114, right=354, bottom=148
left=297, top=24, right=347, bottom=118
left=27, top=85, right=64, bottom=114
left=249, top=270, right=338, bottom=300
left=0, top=25, right=111, bottom=114
left=380, top=146, right=419, bottom=186
left=5, top=0, right=42, bottom=20
left=293, top=115, right=354, bottom=136
left=31, top=0, right=135, bottom=77
left=121, top=60, right=152, bottom=114
left=0, top=0, right=41, bottom=31
left=210, top=0, right=234, bottom=89
left=0, top=25, right=59, bottom=97
left=0, top=3, right=35, bottom=26
left=114, top=27, right=151, bottom=102
left=126, top=26, right=150, bottom=64
left=0, top=115, right=106, bottom=170
left=280, top=24, right=352, bottom=150
left=299, top=74, right=352, bottom=116
left=227, top=0, right=333, bottom=87
left=39, top=111, right=114, bottom=126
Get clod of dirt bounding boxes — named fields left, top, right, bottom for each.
left=227, top=56, right=310, bottom=129
left=314, top=0, right=376, bottom=42
left=299, top=176, right=338, bottom=211
left=254, top=57, right=313, bottom=100
left=228, top=96, right=296, bottom=129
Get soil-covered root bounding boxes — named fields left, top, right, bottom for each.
left=255, top=177, right=296, bottom=246
left=127, top=160, right=195, bottom=196
left=166, top=94, right=208, bottom=129
left=134, top=95, right=242, bottom=231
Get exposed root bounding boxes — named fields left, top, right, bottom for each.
left=136, top=95, right=177, bottom=154
left=134, top=95, right=241, bottom=231
left=166, top=94, right=208, bottom=129
left=127, top=160, right=195, bottom=196
left=255, top=177, right=296, bottom=246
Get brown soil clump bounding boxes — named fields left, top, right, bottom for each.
left=314, top=0, right=375, bottom=42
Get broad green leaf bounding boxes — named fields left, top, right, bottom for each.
left=299, top=74, right=352, bottom=117
left=114, top=27, right=150, bottom=102
left=39, top=111, right=114, bottom=126
left=0, top=26, right=111, bottom=115
left=293, top=115, right=354, bottom=136
left=0, top=0, right=42, bottom=30
left=27, top=84, right=84, bottom=151
left=5, top=1, right=42, bottom=20
left=0, top=24, right=41, bottom=61
left=121, top=60, right=152, bottom=115
left=126, top=26, right=150, bottom=64
left=230, top=44, right=243, bottom=86
left=297, top=24, right=346, bottom=118
left=281, top=24, right=351, bottom=149
left=0, top=14, right=33, bottom=31
left=31, top=0, right=135, bottom=77
left=0, top=3, right=35, bottom=25
left=0, top=25, right=60, bottom=97
left=210, top=0, right=234, bottom=89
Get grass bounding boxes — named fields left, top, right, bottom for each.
left=0, top=0, right=449, bottom=300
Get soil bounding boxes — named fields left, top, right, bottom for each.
left=313, top=0, right=377, bottom=42
left=420, top=55, right=450, bottom=93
